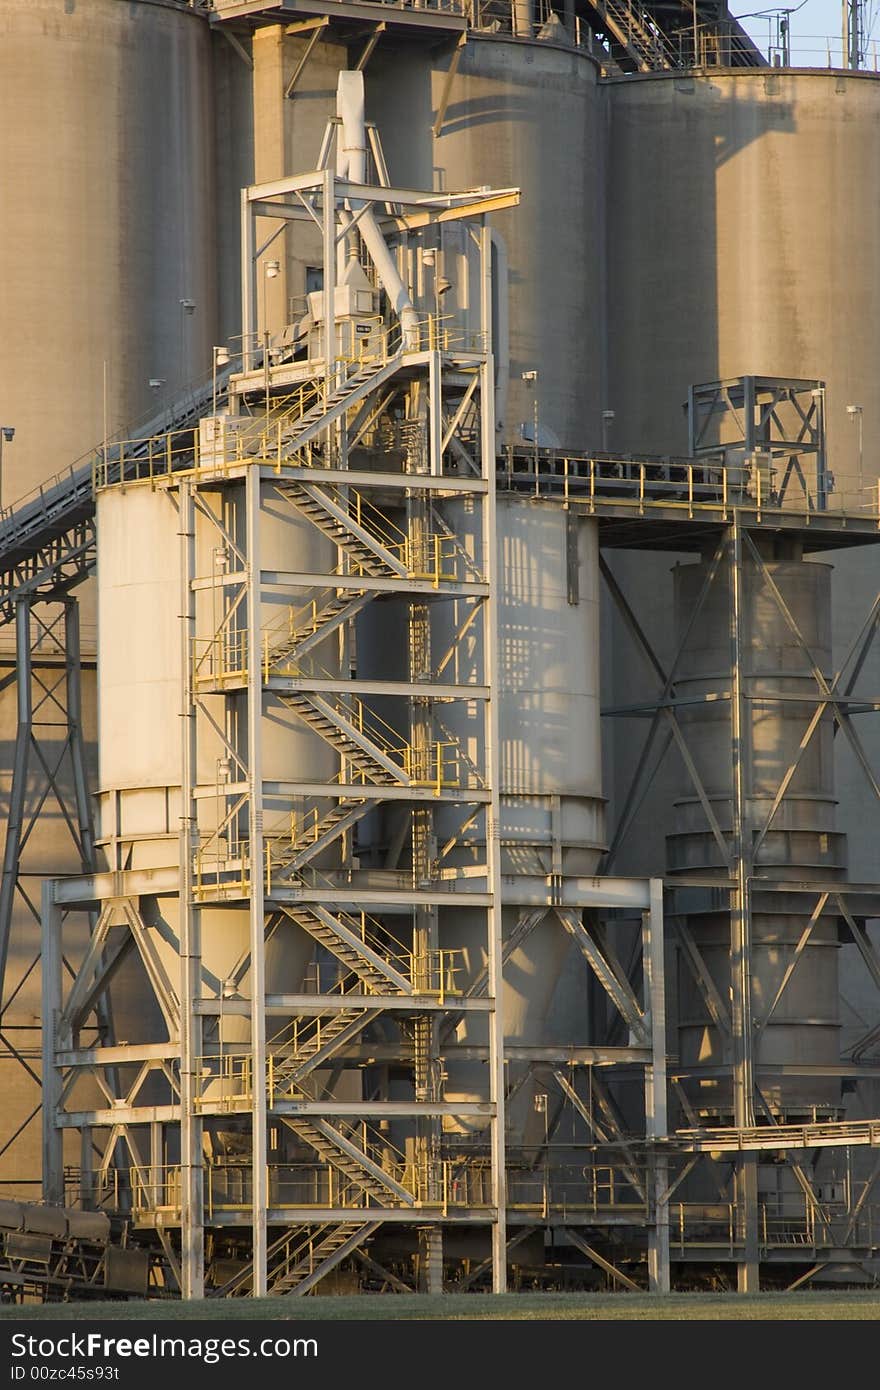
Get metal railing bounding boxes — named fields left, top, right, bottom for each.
left=124, top=1154, right=487, bottom=1220
left=91, top=314, right=485, bottom=489
left=499, top=447, right=880, bottom=525
left=211, top=0, right=468, bottom=12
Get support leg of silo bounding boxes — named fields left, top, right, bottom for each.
left=420, top=1228, right=444, bottom=1294
left=40, top=879, right=64, bottom=1207
left=644, top=878, right=670, bottom=1293
left=478, top=254, right=507, bottom=1297
left=178, top=478, right=204, bottom=1301
left=246, top=463, right=268, bottom=1299
left=729, top=522, right=760, bottom=1292
left=736, top=1156, right=760, bottom=1293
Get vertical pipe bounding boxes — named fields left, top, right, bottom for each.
left=428, top=350, right=442, bottom=476
left=246, top=464, right=268, bottom=1297
left=80, top=1126, right=93, bottom=1211
left=512, top=0, right=534, bottom=36
left=322, top=168, right=337, bottom=387
left=480, top=217, right=507, bottom=1294
left=41, top=880, right=64, bottom=1207
left=150, top=1121, right=163, bottom=1217
left=242, top=190, right=256, bottom=375
left=178, top=479, right=205, bottom=1300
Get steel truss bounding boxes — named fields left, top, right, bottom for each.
left=42, top=171, right=512, bottom=1300
left=596, top=501, right=880, bottom=1291
left=0, top=599, right=98, bottom=1186
left=39, top=156, right=671, bottom=1298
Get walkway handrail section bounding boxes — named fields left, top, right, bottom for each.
left=0, top=359, right=240, bottom=576
left=670, top=1118, right=880, bottom=1152
left=499, top=446, right=880, bottom=524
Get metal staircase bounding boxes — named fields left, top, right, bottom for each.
left=271, top=1007, right=382, bottom=1089
left=280, top=690, right=409, bottom=785
left=268, top=1220, right=382, bottom=1297
left=283, top=1117, right=416, bottom=1207
left=270, top=798, right=372, bottom=879
left=267, top=589, right=373, bottom=669
left=0, top=364, right=235, bottom=623
left=592, top=0, right=677, bottom=70
left=274, top=357, right=404, bottom=458
left=280, top=480, right=409, bottom=577
left=583, top=0, right=766, bottom=72
left=281, top=905, right=413, bottom=994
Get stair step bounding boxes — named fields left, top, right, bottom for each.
left=270, top=1221, right=381, bottom=1296
left=270, top=593, right=369, bottom=666
left=281, top=694, right=402, bottom=784
left=287, top=1118, right=409, bottom=1206
left=283, top=907, right=409, bottom=993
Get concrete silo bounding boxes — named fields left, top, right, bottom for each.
left=5, top=0, right=880, bottom=1303
left=0, top=0, right=217, bottom=1197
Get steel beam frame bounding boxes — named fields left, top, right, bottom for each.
left=599, top=500, right=880, bottom=1288
left=42, top=172, right=524, bottom=1300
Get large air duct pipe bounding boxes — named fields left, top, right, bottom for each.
left=336, top=72, right=420, bottom=350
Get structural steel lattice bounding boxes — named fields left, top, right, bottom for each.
left=505, top=437, right=880, bottom=1291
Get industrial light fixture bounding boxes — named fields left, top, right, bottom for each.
left=179, top=298, right=196, bottom=313
left=522, top=372, right=539, bottom=461
left=148, top=378, right=166, bottom=390
left=602, top=408, right=615, bottom=452
left=847, top=403, right=864, bottom=497
left=265, top=260, right=281, bottom=279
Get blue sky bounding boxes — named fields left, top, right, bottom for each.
left=734, top=0, right=880, bottom=66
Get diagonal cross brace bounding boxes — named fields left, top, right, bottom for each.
left=674, top=918, right=732, bottom=1039
left=744, top=531, right=880, bottom=807
left=555, top=908, right=649, bottom=1045
left=552, top=1069, right=647, bottom=1202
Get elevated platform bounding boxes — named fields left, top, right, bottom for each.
left=498, top=447, right=880, bottom=552
left=211, top=0, right=467, bottom=35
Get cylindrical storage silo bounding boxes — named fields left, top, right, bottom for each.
left=605, top=70, right=880, bottom=482
left=0, top=0, right=218, bottom=496
left=368, top=35, right=605, bottom=451
left=668, top=542, right=844, bottom=1119
left=95, top=474, right=340, bottom=1073
left=432, top=496, right=605, bottom=1147
left=0, top=0, right=217, bottom=1194
left=603, top=69, right=880, bottom=1101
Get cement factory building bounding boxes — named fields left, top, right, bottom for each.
left=2, top=0, right=880, bottom=1301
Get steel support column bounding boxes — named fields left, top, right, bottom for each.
left=481, top=215, right=507, bottom=1295
left=40, top=880, right=63, bottom=1207
left=729, top=520, right=758, bottom=1290
left=179, top=479, right=204, bottom=1300
left=246, top=464, right=269, bottom=1298
left=644, top=876, right=669, bottom=1292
